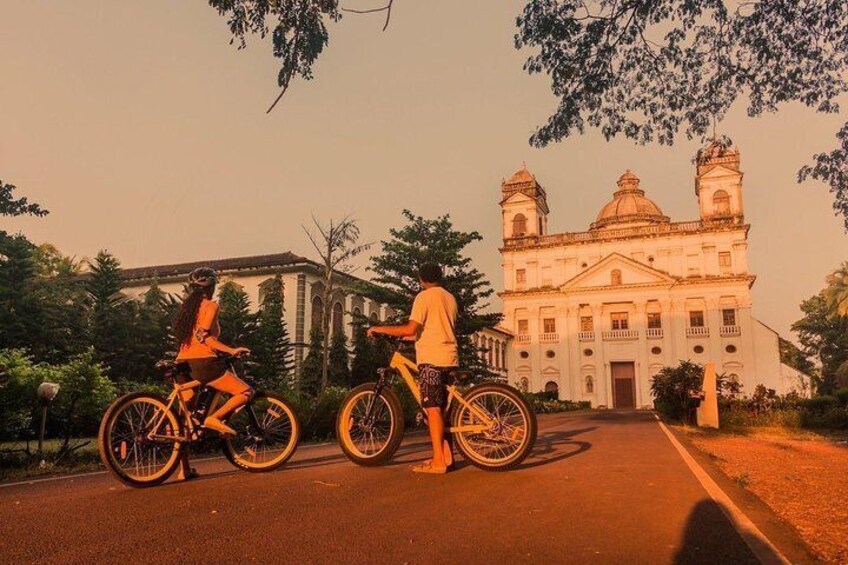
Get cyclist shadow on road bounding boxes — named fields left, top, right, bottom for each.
left=514, top=426, right=595, bottom=470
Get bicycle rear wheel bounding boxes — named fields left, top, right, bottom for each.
left=337, top=383, right=404, bottom=466
left=98, top=392, right=183, bottom=488
left=451, top=383, right=537, bottom=471
left=222, top=392, right=300, bottom=472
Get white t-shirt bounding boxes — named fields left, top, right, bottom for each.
left=409, top=286, right=459, bottom=367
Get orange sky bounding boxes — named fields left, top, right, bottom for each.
left=1, top=0, right=846, bottom=340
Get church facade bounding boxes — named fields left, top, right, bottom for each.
left=499, top=145, right=809, bottom=407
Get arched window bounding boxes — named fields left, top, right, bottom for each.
left=352, top=306, right=362, bottom=320
left=512, top=214, right=527, bottom=237
left=495, top=341, right=501, bottom=369
left=611, top=269, right=622, bottom=286
left=332, top=302, right=344, bottom=336
left=585, top=375, right=594, bottom=394
left=538, top=217, right=544, bottom=235
left=713, top=190, right=731, bottom=215
left=520, top=377, right=529, bottom=392
left=545, top=381, right=559, bottom=399
left=501, top=343, right=507, bottom=370
left=487, top=338, right=494, bottom=366
left=369, top=311, right=379, bottom=323
left=311, top=295, right=324, bottom=332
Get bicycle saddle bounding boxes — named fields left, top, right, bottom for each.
left=449, top=369, right=473, bottom=382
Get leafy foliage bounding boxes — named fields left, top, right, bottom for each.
left=359, top=209, right=501, bottom=373
left=650, top=360, right=704, bottom=421
left=0, top=179, right=47, bottom=219
left=299, top=326, right=324, bottom=396
left=779, top=337, right=817, bottom=378
left=822, top=260, right=848, bottom=318
left=217, top=281, right=258, bottom=346
left=208, top=0, right=342, bottom=112
left=792, top=292, right=848, bottom=394
left=252, top=275, right=294, bottom=391
left=515, top=0, right=848, bottom=228
left=327, top=330, right=350, bottom=387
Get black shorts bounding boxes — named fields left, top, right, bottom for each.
left=418, top=364, right=456, bottom=410
left=186, top=358, right=229, bottom=384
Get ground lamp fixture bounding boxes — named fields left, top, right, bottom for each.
left=37, top=382, right=60, bottom=454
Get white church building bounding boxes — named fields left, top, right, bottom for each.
left=499, top=144, right=809, bottom=407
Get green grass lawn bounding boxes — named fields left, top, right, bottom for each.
left=0, top=437, right=101, bottom=482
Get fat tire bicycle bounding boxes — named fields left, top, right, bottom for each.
left=98, top=354, right=300, bottom=488
left=337, top=337, right=537, bottom=471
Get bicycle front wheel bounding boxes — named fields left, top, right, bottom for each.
left=98, top=392, right=183, bottom=488
left=337, top=383, right=404, bottom=466
left=223, top=392, right=300, bottom=472
left=451, top=383, right=537, bottom=471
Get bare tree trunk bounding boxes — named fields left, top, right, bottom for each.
left=303, top=215, right=371, bottom=392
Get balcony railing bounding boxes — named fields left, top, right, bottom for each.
left=720, top=325, right=741, bottom=337
left=686, top=326, right=710, bottom=338
left=578, top=331, right=595, bottom=342
left=539, top=332, right=559, bottom=343
left=602, top=329, right=639, bottom=341
left=516, top=334, right=531, bottom=344
left=646, top=328, right=664, bottom=339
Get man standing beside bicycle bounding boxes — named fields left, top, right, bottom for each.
left=367, top=262, right=457, bottom=474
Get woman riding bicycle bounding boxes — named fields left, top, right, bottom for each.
left=173, top=267, right=252, bottom=437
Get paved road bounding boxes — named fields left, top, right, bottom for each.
left=0, top=411, right=761, bottom=564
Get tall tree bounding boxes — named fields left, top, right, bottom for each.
left=253, top=275, right=294, bottom=391
left=823, top=261, right=848, bottom=318
left=299, top=326, right=324, bottom=396
left=0, top=235, right=42, bottom=353
left=85, top=251, right=134, bottom=381
left=303, top=215, right=370, bottom=390
left=792, top=292, right=848, bottom=394
left=327, top=330, right=351, bottom=388
left=210, top=2, right=848, bottom=229
left=217, top=281, right=258, bottom=347
left=360, top=209, right=501, bottom=374
left=778, top=337, right=817, bottom=378
left=32, top=244, right=88, bottom=363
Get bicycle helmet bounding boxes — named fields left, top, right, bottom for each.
left=188, top=267, right=218, bottom=289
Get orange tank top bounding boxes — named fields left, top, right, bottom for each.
left=176, top=299, right=221, bottom=360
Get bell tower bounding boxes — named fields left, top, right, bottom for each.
left=695, top=142, right=744, bottom=223
left=501, top=164, right=549, bottom=240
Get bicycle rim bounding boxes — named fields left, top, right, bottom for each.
left=225, top=396, right=298, bottom=470
left=455, top=390, right=530, bottom=465
left=340, top=390, right=395, bottom=459
left=106, top=397, right=181, bottom=483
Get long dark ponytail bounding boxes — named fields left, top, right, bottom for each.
left=173, top=285, right=214, bottom=345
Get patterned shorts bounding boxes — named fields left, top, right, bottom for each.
left=418, top=364, right=456, bottom=410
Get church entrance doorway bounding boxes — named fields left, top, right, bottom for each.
left=611, top=362, right=636, bottom=408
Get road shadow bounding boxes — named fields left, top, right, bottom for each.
left=582, top=410, right=656, bottom=424
left=673, top=499, right=759, bottom=564
left=515, top=425, right=595, bottom=470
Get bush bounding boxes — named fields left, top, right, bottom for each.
left=283, top=386, right=349, bottom=441
left=834, top=387, right=848, bottom=408
left=801, top=395, right=839, bottom=414
left=50, top=351, right=117, bottom=441
left=800, top=407, right=848, bottom=429
left=0, top=349, right=66, bottom=443
left=521, top=391, right=590, bottom=414
left=650, top=361, right=704, bottom=422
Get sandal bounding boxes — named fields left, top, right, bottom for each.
left=412, top=462, right=448, bottom=474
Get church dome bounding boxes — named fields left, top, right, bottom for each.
left=591, top=170, right=670, bottom=230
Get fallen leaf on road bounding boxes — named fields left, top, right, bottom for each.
left=211, top=510, right=218, bottom=514
left=313, top=480, right=341, bottom=487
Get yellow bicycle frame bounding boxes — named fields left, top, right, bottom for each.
left=388, top=351, right=494, bottom=434
left=147, top=379, right=224, bottom=443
